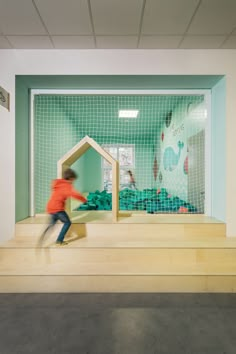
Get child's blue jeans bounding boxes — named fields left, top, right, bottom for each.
left=43, top=211, right=71, bottom=242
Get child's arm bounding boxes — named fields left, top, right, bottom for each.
left=70, top=187, right=87, bottom=203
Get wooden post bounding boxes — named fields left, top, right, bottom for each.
left=112, top=160, right=119, bottom=222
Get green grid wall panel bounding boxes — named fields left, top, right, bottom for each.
left=34, top=94, right=205, bottom=213
left=34, top=95, right=82, bottom=213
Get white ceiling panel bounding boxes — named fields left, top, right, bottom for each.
left=96, top=36, right=138, bottom=49
left=91, top=0, right=143, bottom=35
left=0, top=0, right=236, bottom=49
left=188, top=0, right=236, bottom=35
left=0, top=36, right=11, bottom=48
left=139, top=35, right=182, bottom=49
left=142, top=0, right=199, bottom=35
left=180, top=35, right=226, bottom=49
left=7, top=35, right=53, bottom=49
left=52, top=36, right=95, bottom=49
left=0, top=0, right=46, bottom=35
left=221, top=36, right=236, bottom=49
left=34, top=0, right=92, bottom=35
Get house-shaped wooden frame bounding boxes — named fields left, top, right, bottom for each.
left=57, top=135, right=119, bottom=222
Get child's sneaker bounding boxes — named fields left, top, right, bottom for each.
left=56, top=240, right=69, bottom=246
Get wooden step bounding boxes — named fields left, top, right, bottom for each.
left=2, top=215, right=232, bottom=293
left=15, top=222, right=226, bottom=238
left=5, top=233, right=236, bottom=248
left=1, top=275, right=236, bottom=293
left=1, top=247, right=236, bottom=276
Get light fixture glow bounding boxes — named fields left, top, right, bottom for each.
left=119, top=110, right=139, bottom=118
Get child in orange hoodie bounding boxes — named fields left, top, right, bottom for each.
left=39, top=168, right=87, bottom=246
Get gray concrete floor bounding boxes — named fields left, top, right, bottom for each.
left=0, top=293, right=236, bottom=354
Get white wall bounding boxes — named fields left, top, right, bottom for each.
left=0, top=49, right=236, bottom=239
left=0, top=52, right=16, bottom=242
left=211, top=78, right=226, bottom=222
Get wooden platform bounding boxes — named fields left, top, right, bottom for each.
left=15, top=212, right=225, bottom=239
left=1, top=214, right=236, bottom=293
left=23, top=211, right=223, bottom=224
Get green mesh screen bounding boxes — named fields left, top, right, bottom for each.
left=34, top=94, right=206, bottom=214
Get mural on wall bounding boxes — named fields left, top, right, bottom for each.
left=155, top=96, right=206, bottom=207
left=163, top=141, right=184, bottom=171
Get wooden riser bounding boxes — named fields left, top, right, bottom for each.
left=1, top=275, right=236, bottom=293
left=3, top=218, right=232, bottom=293
left=6, top=235, right=236, bottom=248
left=1, top=248, right=236, bottom=276
left=15, top=222, right=226, bottom=238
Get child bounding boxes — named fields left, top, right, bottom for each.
left=127, top=170, right=137, bottom=190
left=39, top=168, right=87, bottom=246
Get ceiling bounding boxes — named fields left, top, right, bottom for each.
left=35, top=94, right=203, bottom=139
left=1, top=0, right=236, bottom=50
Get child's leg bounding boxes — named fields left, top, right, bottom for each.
left=44, top=214, right=58, bottom=234
left=56, top=211, right=71, bottom=243
left=38, top=213, right=58, bottom=246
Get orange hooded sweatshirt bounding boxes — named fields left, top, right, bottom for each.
left=46, top=179, right=87, bottom=214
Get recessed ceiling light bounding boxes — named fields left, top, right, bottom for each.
left=119, top=110, right=139, bottom=118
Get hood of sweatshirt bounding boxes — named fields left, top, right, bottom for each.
left=52, top=179, right=71, bottom=190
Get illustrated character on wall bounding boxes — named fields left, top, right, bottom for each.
left=163, top=141, right=184, bottom=171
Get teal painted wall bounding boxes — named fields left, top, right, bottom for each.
left=33, top=94, right=157, bottom=211
left=211, top=77, right=226, bottom=221
left=79, top=140, right=154, bottom=192
left=96, top=136, right=155, bottom=191
left=15, top=75, right=225, bottom=219
left=135, top=141, right=155, bottom=190
left=34, top=95, right=80, bottom=213
left=83, top=149, right=102, bottom=192
left=15, top=79, right=30, bottom=222
left=72, top=156, right=85, bottom=192
left=19, top=75, right=223, bottom=90
left=34, top=94, right=206, bottom=211
left=72, top=149, right=103, bottom=194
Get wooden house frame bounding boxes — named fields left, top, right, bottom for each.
left=57, top=136, right=119, bottom=222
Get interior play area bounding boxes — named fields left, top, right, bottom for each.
left=14, top=75, right=226, bottom=226
left=2, top=74, right=229, bottom=293
left=31, top=89, right=208, bottom=220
